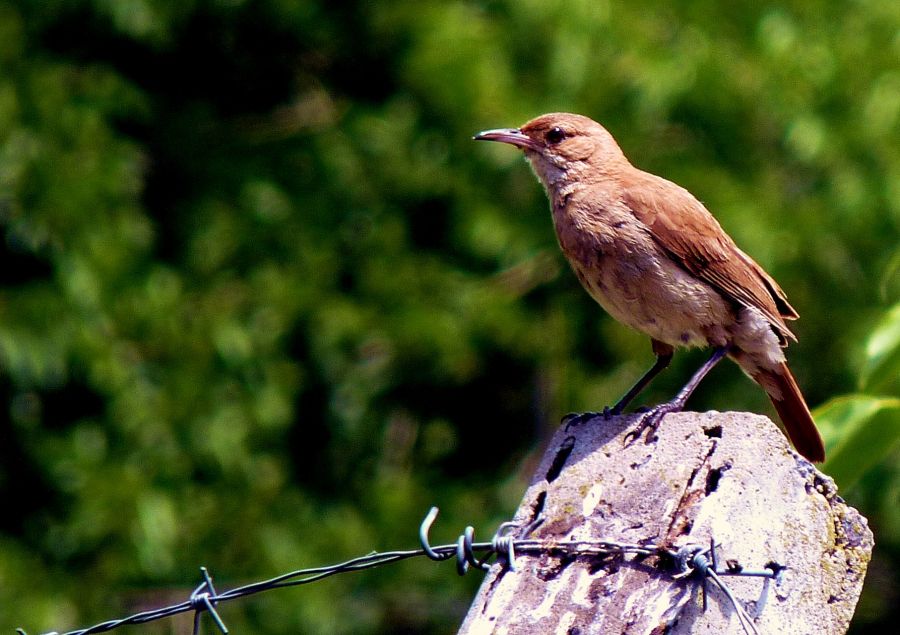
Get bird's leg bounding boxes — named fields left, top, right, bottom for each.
left=563, top=340, right=673, bottom=429
left=608, top=340, right=674, bottom=416
left=624, top=346, right=729, bottom=445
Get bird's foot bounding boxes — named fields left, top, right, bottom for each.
left=623, top=401, right=683, bottom=446
left=562, top=406, right=619, bottom=430
left=562, top=411, right=600, bottom=429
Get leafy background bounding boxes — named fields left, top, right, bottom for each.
left=1, top=0, right=898, bottom=633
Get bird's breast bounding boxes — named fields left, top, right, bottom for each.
left=553, top=206, right=733, bottom=348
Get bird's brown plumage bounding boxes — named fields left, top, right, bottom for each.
left=620, top=172, right=798, bottom=344
left=475, top=112, right=825, bottom=462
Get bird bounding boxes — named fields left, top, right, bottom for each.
left=474, top=113, right=825, bottom=462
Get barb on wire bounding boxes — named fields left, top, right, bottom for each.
left=191, top=567, right=227, bottom=635
left=673, top=537, right=777, bottom=635
left=17, top=506, right=781, bottom=635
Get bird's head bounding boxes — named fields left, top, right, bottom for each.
left=474, top=113, right=628, bottom=193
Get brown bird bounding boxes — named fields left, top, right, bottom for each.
left=474, top=113, right=825, bottom=462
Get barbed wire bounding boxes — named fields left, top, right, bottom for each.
left=17, top=506, right=781, bottom=635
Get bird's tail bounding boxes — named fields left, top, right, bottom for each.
left=753, top=362, right=825, bottom=462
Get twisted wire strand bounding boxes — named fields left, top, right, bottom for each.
left=17, top=506, right=779, bottom=635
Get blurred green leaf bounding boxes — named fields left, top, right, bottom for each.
left=860, top=302, right=900, bottom=393
left=818, top=394, right=900, bottom=488
left=879, top=247, right=900, bottom=302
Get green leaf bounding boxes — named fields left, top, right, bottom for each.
left=878, top=246, right=900, bottom=302
left=817, top=394, right=900, bottom=488
left=859, top=302, right=900, bottom=393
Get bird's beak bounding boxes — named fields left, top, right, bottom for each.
left=473, top=128, right=539, bottom=150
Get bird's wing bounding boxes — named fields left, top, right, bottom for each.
left=621, top=171, right=798, bottom=343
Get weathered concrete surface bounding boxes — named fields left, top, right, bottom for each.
left=457, top=411, right=873, bottom=635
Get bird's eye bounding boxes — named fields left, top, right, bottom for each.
left=545, top=127, right=566, bottom=144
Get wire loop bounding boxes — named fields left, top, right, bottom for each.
left=419, top=506, right=453, bottom=561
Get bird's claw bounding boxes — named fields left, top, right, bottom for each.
left=562, top=407, right=619, bottom=430
left=562, top=411, right=596, bottom=429
left=623, top=402, right=681, bottom=447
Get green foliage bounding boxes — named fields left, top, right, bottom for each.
left=860, top=302, right=900, bottom=395
left=0, top=0, right=897, bottom=633
left=818, top=302, right=900, bottom=487
left=818, top=395, right=900, bottom=488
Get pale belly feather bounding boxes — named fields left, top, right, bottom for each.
left=568, top=240, right=733, bottom=349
